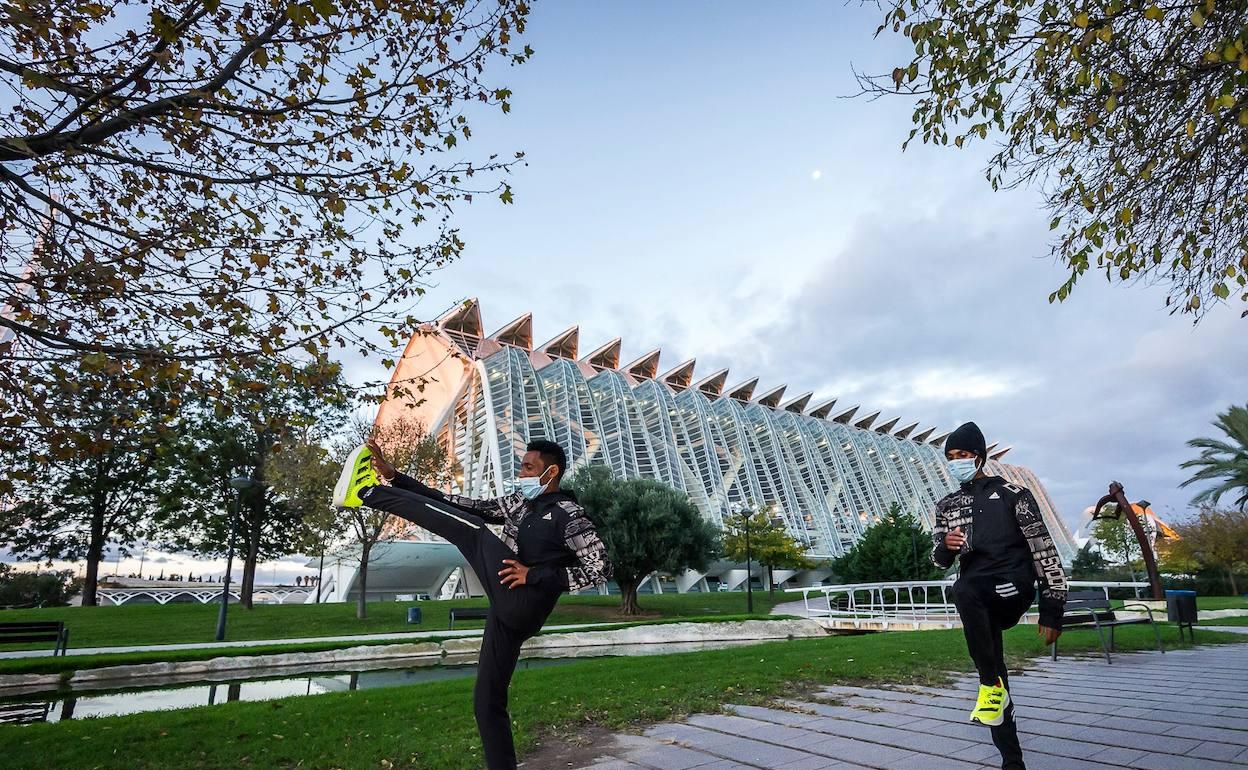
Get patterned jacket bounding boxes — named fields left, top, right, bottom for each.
left=931, top=475, right=1068, bottom=628
left=393, top=473, right=613, bottom=594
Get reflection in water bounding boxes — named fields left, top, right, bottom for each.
left=0, top=658, right=572, bottom=724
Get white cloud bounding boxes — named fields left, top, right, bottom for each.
left=907, top=367, right=1030, bottom=402
left=811, top=169, right=823, bottom=180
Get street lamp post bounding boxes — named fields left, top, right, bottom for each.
left=910, top=527, right=919, bottom=580
left=215, top=476, right=254, bottom=642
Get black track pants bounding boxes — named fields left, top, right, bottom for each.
left=362, top=485, right=559, bottom=770
left=952, top=575, right=1034, bottom=770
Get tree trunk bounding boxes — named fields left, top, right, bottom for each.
left=618, top=578, right=640, bottom=615
left=1228, top=567, right=1239, bottom=596
left=239, top=464, right=267, bottom=609
left=240, top=523, right=260, bottom=609
left=81, top=506, right=106, bottom=607
left=767, top=564, right=775, bottom=598
left=356, top=542, right=371, bottom=619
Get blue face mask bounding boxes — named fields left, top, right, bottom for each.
left=514, top=468, right=555, bottom=500
left=948, top=458, right=980, bottom=484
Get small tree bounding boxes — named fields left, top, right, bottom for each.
left=0, top=563, right=82, bottom=607
left=1091, top=517, right=1142, bottom=570
left=0, top=369, right=176, bottom=605
left=1070, top=541, right=1109, bottom=580
left=1169, top=507, right=1248, bottom=595
left=337, top=411, right=455, bottom=619
left=830, top=504, right=944, bottom=584
left=567, top=465, right=720, bottom=616
left=721, top=510, right=814, bottom=596
left=266, top=435, right=345, bottom=603
left=153, top=363, right=349, bottom=607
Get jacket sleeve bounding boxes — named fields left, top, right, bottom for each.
left=1013, top=488, right=1068, bottom=629
left=389, top=472, right=507, bottom=525
left=930, top=498, right=957, bottom=569
left=526, top=501, right=613, bottom=593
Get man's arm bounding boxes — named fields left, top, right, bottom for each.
left=930, top=500, right=957, bottom=569
left=389, top=472, right=508, bottom=525
left=526, top=502, right=613, bottom=592
left=1013, top=487, right=1068, bottom=629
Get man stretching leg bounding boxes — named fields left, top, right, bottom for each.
left=333, top=438, right=612, bottom=770
left=931, top=421, right=1067, bottom=770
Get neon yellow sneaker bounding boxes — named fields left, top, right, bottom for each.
left=332, top=444, right=380, bottom=508
left=970, top=677, right=1009, bottom=727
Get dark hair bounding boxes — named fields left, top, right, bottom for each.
left=526, top=440, right=567, bottom=479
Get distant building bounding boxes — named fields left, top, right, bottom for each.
left=324, top=299, right=1078, bottom=601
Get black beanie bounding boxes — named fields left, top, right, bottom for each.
left=944, top=421, right=987, bottom=459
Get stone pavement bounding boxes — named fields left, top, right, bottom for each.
left=572, top=644, right=1248, bottom=770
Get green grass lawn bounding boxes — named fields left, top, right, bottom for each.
left=1, top=623, right=1236, bottom=770
left=0, top=592, right=785, bottom=653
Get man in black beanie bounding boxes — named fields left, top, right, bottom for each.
left=931, top=421, right=1067, bottom=770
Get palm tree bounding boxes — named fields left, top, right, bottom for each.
left=1180, top=404, right=1248, bottom=511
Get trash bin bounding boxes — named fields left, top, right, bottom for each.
left=1165, top=589, right=1196, bottom=640
left=406, top=606, right=422, bottom=625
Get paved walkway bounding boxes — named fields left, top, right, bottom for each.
left=0, top=621, right=630, bottom=659
left=573, top=644, right=1248, bottom=770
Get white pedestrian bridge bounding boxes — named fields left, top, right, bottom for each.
left=780, top=579, right=1150, bottom=631
left=96, top=585, right=312, bottom=606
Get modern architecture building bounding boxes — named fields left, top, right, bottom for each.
left=321, top=299, right=1079, bottom=602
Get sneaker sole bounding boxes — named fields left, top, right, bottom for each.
left=332, top=445, right=370, bottom=508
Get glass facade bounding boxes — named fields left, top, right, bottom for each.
left=413, top=307, right=1076, bottom=564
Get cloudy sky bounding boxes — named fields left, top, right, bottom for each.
left=406, top=1, right=1245, bottom=536
left=8, top=1, right=1245, bottom=582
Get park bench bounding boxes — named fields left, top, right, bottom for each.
left=1051, top=590, right=1162, bottom=665
left=0, top=621, right=70, bottom=656
left=448, top=607, right=490, bottom=629
left=0, top=701, right=51, bottom=726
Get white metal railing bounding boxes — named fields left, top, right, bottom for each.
left=98, top=587, right=312, bottom=606
left=784, top=580, right=1150, bottom=628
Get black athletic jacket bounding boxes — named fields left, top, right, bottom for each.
left=391, top=473, right=613, bottom=594
left=931, top=475, right=1068, bottom=628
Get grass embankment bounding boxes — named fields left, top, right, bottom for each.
left=0, top=613, right=790, bottom=676
left=0, top=592, right=785, bottom=653
left=2, top=624, right=1239, bottom=770
left=1201, top=615, right=1248, bottom=626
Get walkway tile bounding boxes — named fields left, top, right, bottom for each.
left=576, top=645, right=1248, bottom=770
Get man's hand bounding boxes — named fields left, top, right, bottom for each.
left=1038, top=624, right=1061, bottom=645
left=366, top=438, right=397, bottom=481
left=498, top=559, right=530, bottom=589
left=944, top=527, right=965, bottom=551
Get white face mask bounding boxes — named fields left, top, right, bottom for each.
left=513, top=467, right=554, bottom=500
left=948, top=458, right=979, bottom=483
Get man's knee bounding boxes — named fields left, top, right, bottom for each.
left=952, top=581, right=980, bottom=610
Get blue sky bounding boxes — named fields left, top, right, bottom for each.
left=11, top=2, right=1244, bottom=581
